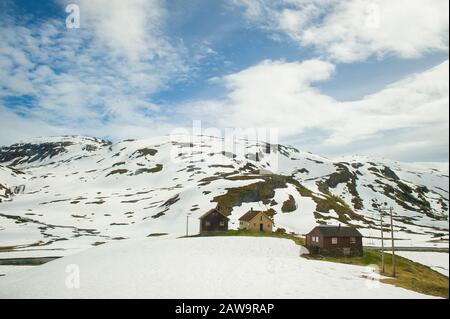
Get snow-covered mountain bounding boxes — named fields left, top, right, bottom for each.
left=0, top=135, right=448, bottom=252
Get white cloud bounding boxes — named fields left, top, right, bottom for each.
left=64, top=0, right=169, bottom=61
left=181, top=59, right=449, bottom=160
left=230, top=0, right=449, bottom=62
left=218, top=59, right=336, bottom=132
left=0, top=105, right=64, bottom=145
left=0, top=0, right=189, bottom=141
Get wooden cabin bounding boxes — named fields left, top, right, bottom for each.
left=239, top=208, right=273, bottom=232
left=305, top=225, right=363, bottom=257
left=199, top=209, right=229, bottom=234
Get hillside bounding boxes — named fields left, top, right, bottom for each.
left=0, top=135, right=448, bottom=253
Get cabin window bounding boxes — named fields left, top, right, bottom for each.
left=220, top=221, right=225, bottom=226
left=332, top=237, right=338, bottom=245
left=205, top=221, right=211, bottom=227
left=350, top=237, right=356, bottom=244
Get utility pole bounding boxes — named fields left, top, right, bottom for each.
left=390, top=207, right=396, bottom=277
left=379, top=208, right=385, bottom=273
left=186, top=213, right=191, bottom=237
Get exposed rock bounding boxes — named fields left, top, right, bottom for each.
left=132, top=148, right=158, bottom=158
left=281, top=195, right=297, bottom=213
left=106, top=169, right=128, bottom=177
left=135, top=164, right=163, bottom=175
left=326, top=165, right=353, bottom=188
left=381, top=166, right=399, bottom=180
left=0, top=142, right=73, bottom=165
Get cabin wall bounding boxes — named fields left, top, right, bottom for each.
left=248, top=213, right=273, bottom=232
left=239, top=221, right=250, bottom=230
left=306, top=231, right=363, bottom=257
left=318, top=245, right=363, bottom=257
left=305, top=229, right=323, bottom=249
left=200, top=213, right=228, bottom=233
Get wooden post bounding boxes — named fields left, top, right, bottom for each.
left=380, top=208, right=385, bottom=273
left=186, top=214, right=190, bottom=237
left=390, top=207, right=396, bottom=277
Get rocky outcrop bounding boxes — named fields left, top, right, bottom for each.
left=0, top=183, right=13, bottom=202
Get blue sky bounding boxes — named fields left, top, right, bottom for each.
left=0, top=0, right=449, bottom=162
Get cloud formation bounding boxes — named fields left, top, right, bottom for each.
left=0, top=0, right=189, bottom=143
left=182, top=59, right=449, bottom=160
left=230, top=0, right=449, bottom=62
left=67, top=0, right=169, bottom=61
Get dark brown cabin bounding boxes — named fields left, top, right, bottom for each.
left=305, top=225, right=363, bottom=257
left=199, top=209, right=229, bottom=234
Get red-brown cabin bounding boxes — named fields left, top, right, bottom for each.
left=305, top=225, right=363, bottom=257
left=199, top=209, right=229, bottom=234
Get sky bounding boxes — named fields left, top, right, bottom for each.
left=0, top=0, right=448, bottom=162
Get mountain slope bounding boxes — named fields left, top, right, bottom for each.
left=0, top=135, right=448, bottom=252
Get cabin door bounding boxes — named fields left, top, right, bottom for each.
left=259, top=224, right=263, bottom=232
left=343, top=248, right=351, bottom=256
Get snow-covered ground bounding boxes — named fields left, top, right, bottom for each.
left=395, top=251, right=449, bottom=277
left=0, top=237, right=436, bottom=299
left=0, top=265, right=34, bottom=277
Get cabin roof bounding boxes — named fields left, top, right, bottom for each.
left=309, top=226, right=363, bottom=237
left=199, top=209, right=229, bottom=220
left=239, top=210, right=272, bottom=222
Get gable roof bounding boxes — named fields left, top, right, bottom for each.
left=199, top=209, right=229, bottom=220
left=239, top=210, right=272, bottom=222
left=309, top=226, right=363, bottom=237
